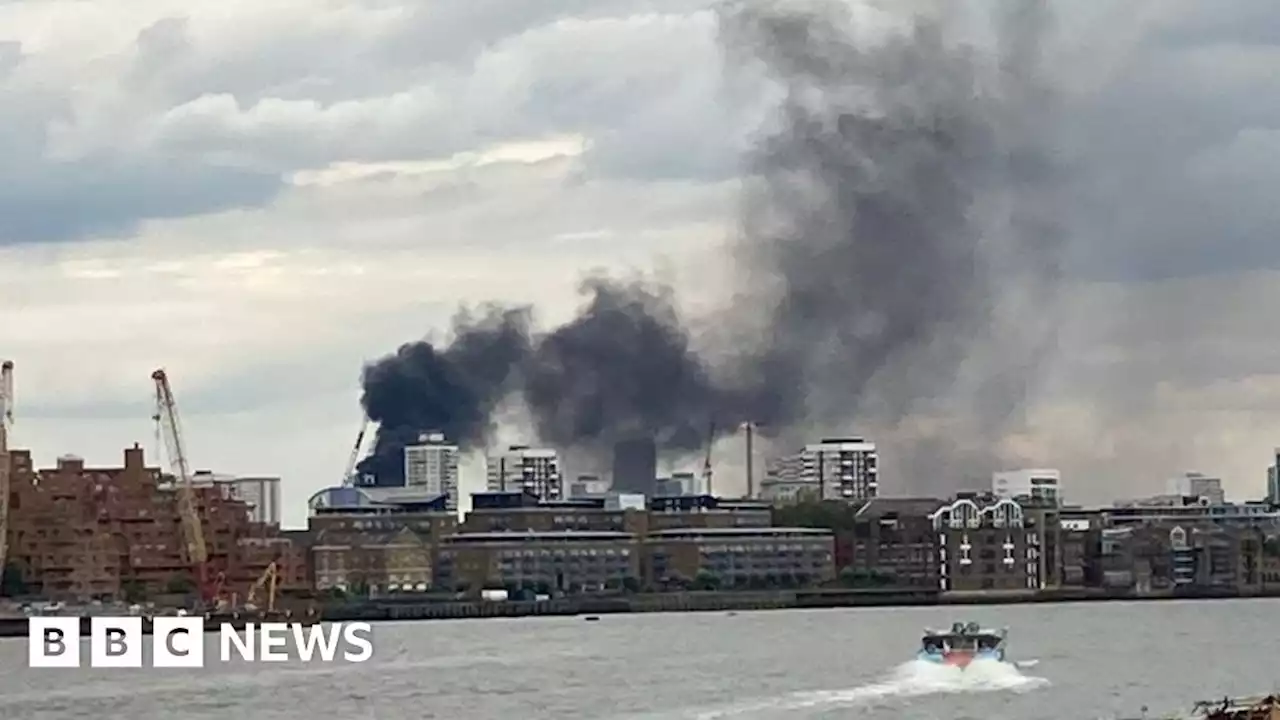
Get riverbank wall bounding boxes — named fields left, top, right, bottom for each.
left=0, top=586, right=1269, bottom=636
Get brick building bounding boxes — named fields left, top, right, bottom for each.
left=841, top=498, right=943, bottom=589
left=930, top=495, right=1043, bottom=592
left=4, top=445, right=304, bottom=602
left=312, top=526, right=432, bottom=595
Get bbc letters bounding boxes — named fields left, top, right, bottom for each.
left=29, top=616, right=374, bottom=667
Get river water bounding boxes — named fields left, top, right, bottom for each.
left=0, top=598, right=1273, bottom=719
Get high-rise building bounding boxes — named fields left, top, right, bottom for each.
left=403, top=432, right=460, bottom=512
left=1167, top=471, right=1225, bottom=505
left=229, top=476, right=282, bottom=526
left=992, top=469, right=1062, bottom=507
left=769, top=437, right=878, bottom=501
left=568, top=474, right=609, bottom=499
left=611, top=437, right=657, bottom=495
left=485, top=445, right=561, bottom=501
left=1268, top=450, right=1280, bottom=504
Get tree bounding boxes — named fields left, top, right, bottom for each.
left=1264, top=537, right=1280, bottom=557
left=0, top=562, right=26, bottom=597
left=320, top=587, right=348, bottom=601
left=121, top=578, right=146, bottom=603
left=621, top=576, right=642, bottom=593
left=165, top=574, right=195, bottom=595
left=772, top=500, right=863, bottom=531
left=837, top=566, right=896, bottom=588
left=692, top=570, right=721, bottom=590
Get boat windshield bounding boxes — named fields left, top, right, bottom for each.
left=922, top=633, right=1003, bottom=652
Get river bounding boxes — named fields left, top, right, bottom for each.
left=0, top=598, right=1272, bottom=719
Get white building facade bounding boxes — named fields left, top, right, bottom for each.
left=230, top=476, right=282, bottom=526
left=1167, top=471, right=1225, bottom=505
left=403, top=432, right=460, bottom=512
left=992, top=468, right=1062, bottom=507
left=769, top=437, right=878, bottom=501
left=486, top=445, right=562, bottom=501
left=188, top=471, right=282, bottom=524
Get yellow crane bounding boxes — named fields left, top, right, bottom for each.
left=0, top=361, right=13, bottom=583
left=151, top=369, right=219, bottom=606
left=244, top=561, right=279, bottom=613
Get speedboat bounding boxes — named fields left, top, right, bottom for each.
left=918, top=621, right=1007, bottom=668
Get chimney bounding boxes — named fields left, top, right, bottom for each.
left=124, top=443, right=144, bottom=471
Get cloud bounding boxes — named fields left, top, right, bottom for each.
left=2, top=0, right=1280, bottom=526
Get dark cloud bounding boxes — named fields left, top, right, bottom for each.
left=0, top=159, right=280, bottom=245
left=1058, top=3, right=1280, bottom=281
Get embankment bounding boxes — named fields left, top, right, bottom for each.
left=0, top=586, right=1268, bottom=636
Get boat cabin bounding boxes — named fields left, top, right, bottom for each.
left=921, top=622, right=1005, bottom=653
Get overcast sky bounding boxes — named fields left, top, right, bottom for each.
left=3, top=0, right=1280, bottom=527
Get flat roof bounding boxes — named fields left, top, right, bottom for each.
left=443, top=531, right=635, bottom=544
left=647, top=527, right=833, bottom=538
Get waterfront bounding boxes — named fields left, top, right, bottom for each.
left=0, top=598, right=1275, bottom=719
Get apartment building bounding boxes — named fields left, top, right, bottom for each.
left=646, top=495, right=773, bottom=531
left=931, top=496, right=1042, bottom=592
left=1058, top=509, right=1104, bottom=587
left=435, top=530, right=640, bottom=593
left=5, top=445, right=295, bottom=602
left=841, top=498, right=943, bottom=589
left=1098, top=522, right=1264, bottom=593
left=6, top=452, right=120, bottom=599
left=228, top=476, right=282, bottom=526
left=992, top=469, right=1062, bottom=507
left=485, top=445, right=562, bottom=501
left=643, top=527, right=835, bottom=588
left=403, top=432, right=460, bottom=512
left=769, top=438, right=878, bottom=501
left=309, top=504, right=458, bottom=542
left=312, top=526, right=433, bottom=595
left=461, top=491, right=647, bottom=534
left=1167, top=472, right=1226, bottom=505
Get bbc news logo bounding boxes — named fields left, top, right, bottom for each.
left=28, top=617, right=374, bottom=668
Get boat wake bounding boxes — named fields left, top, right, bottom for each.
left=685, top=659, right=1048, bottom=719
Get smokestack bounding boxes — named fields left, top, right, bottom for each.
left=745, top=422, right=755, bottom=499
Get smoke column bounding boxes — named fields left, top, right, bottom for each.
left=358, top=306, right=532, bottom=484
left=358, top=0, right=1066, bottom=490
left=718, top=0, right=1066, bottom=487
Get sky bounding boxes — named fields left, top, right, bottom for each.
left=3, top=0, right=1280, bottom=528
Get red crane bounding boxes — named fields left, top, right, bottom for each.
left=151, top=369, right=221, bottom=607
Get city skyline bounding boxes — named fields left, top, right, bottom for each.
left=4, top=1, right=1280, bottom=526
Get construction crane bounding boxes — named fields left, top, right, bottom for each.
left=342, top=418, right=369, bottom=487
left=244, top=561, right=279, bottom=613
left=0, top=360, right=13, bottom=582
left=152, top=369, right=219, bottom=607
left=702, top=419, right=715, bottom=496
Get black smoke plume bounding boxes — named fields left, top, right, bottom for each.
left=358, top=0, right=1065, bottom=490
left=357, top=306, right=531, bottom=484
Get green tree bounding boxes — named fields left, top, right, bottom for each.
left=692, top=570, right=721, bottom=590
left=165, top=574, right=195, bottom=595
left=121, top=578, right=146, bottom=603
left=772, top=500, right=864, bottom=531
left=0, top=562, right=26, bottom=597
left=621, top=576, right=642, bottom=593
